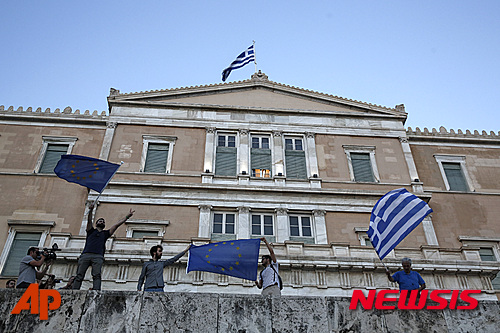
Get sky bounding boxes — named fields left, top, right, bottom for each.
left=1, top=1, right=499, bottom=132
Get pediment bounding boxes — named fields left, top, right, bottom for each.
left=109, top=73, right=405, bottom=118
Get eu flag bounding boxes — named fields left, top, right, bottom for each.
left=187, top=239, right=260, bottom=281
left=54, top=155, right=121, bottom=193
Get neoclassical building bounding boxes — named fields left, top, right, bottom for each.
left=0, top=72, right=499, bottom=299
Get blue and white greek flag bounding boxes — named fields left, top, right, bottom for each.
left=368, top=188, right=433, bottom=260
left=222, top=45, right=255, bottom=82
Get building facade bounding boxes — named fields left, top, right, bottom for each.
left=1, top=72, right=499, bottom=299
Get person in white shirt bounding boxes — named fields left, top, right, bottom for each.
left=255, top=237, right=281, bottom=296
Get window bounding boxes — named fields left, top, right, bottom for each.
left=434, top=155, right=473, bottom=192
left=289, top=215, right=314, bottom=243
left=479, top=248, right=496, bottom=261
left=35, top=136, right=77, bottom=174
left=132, top=230, right=160, bottom=239
left=251, top=135, right=272, bottom=178
left=351, top=153, right=375, bottom=182
left=285, top=137, right=307, bottom=179
left=442, top=162, right=469, bottom=192
left=1, top=232, right=41, bottom=276
left=343, top=145, right=379, bottom=183
left=141, top=135, right=176, bottom=173
left=251, top=214, right=274, bottom=241
left=211, top=212, right=236, bottom=241
left=479, top=247, right=500, bottom=289
left=215, top=134, right=237, bottom=176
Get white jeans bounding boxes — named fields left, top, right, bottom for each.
left=262, top=284, right=281, bottom=296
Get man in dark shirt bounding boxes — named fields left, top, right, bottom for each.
left=73, top=201, right=134, bottom=290
left=137, top=244, right=191, bottom=291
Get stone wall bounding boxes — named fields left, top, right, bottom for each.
left=1, top=290, right=499, bottom=333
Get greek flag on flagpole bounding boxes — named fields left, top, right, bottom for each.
left=368, top=188, right=433, bottom=260
left=222, top=45, right=255, bottom=82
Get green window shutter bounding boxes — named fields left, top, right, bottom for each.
left=39, top=144, right=68, bottom=174
left=285, top=150, right=307, bottom=179
left=251, top=148, right=272, bottom=173
left=351, top=153, right=375, bottom=182
left=442, top=162, right=468, bottom=191
left=215, top=146, right=237, bottom=176
left=1, top=232, right=41, bottom=276
left=144, top=143, right=169, bottom=173
left=479, top=248, right=496, bottom=261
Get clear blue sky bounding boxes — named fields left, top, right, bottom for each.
left=1, top=1, right=499, bottom=132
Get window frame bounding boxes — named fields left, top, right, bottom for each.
left=125, top=219, right=169, bottom=238
left=214, top=132, right=238, bottom=177
left=140, top=135, right=176, bottom=173
left=250, top=133, right=272, bottom=178
left=211, top=211, right=237, bottom=241
left=288, top=214, right=315, bottom=243
left=35, top=136, right=78, bottom=173
left=434, top=154, right=473, bottom=192
left=284, top=135, right=308, bottom=179
left=0, top=221, right=53, bottom=276
left=251, top=213, right=275, bottom=239
left=343, top=145, right=380, bottom=183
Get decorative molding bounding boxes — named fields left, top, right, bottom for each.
left=237, top=206, right=250, bottom=214
left=399, top=137, right=409, bottom=143
left=306, top=132, right=315, bottom=139
left=239, top=129, right=249, bottom=136
left=275, top=208, right=288, bottom=216
left=199, top=205, right=212, bottom=213
left=313, top=210, right=326, bottom=217
left=206, top=127, right=216, bottom=134
left=273, top=131, right=282, bottom=137
left=107, top=122, right=118, bottom=129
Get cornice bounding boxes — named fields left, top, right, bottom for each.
left=107, top=72, right=404, bottom=116
left=407, top=126, right=500, bottom=145
left=0, top=105, right=108, bottom=126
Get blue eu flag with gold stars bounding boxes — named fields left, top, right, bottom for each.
left=187, top=239, right=260, bottom=281
left=54, top=155, right=120, bottom=193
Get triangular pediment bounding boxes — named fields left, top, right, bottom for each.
left=109, top=72, right=405, bottom=118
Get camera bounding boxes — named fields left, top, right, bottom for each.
left=42, top=243, right=61, bottom=261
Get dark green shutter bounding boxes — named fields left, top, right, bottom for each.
left=351, top=153, right=375, bottom=182
left=144, top=143, right=169, bottom=173
left=1, top=233, right=41, bottom=276
left=285, top=150, right=307, bottom=179
left=442, top=162, right=468, bottom=191
left=215, top=146, right=237, bottom=176
left=251, top=148, right=272, bottom=174
left=39, top=144, right=68, bottom=174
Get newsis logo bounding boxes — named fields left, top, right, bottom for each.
left=11, top=284, right=61, bottom=320
left=349, top=289, right=481, bottom=310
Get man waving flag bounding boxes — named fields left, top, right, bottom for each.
left=222, top=44, right=256, bottom=82
left=368, top=188, right=433, bottom=260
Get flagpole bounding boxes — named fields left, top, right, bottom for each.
left=92, top=161, right=124, bottom=205
left=253, top=40, right=257, bottom=73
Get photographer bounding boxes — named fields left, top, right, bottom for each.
left=16, top=247, right=52, bottom=289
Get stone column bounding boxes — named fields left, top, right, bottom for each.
left=272, top=131, right=284, bottom=176
left=313, top=210, right=328, bottom=244
left=275, top=208, right=289, bottom=243
left=239, top=129, right=249, bottom=175
left=305, top=132, right=319, bottom=177
left=237, top=206, right=250, bottom=239
left=203, top=128, right=216, bottom=173
left=399, top=137, right=422, bottom=192
left=99, top=122, right=117, bottom=160
left=422, top=216, right=439, bottom=246
left=198, top=205, right=212, bottom=238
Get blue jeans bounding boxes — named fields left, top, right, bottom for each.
left=145, top=287, right=164, bottom=292
left=73, top=253, right=104, bottom=290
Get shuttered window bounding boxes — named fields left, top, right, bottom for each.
left=1, top=232, right=41, bottom=276
left=285, top=138, right=307, bottom=179
left=442, top=162, right=468, bottom=191
left=351, top=153, right=375, bottom=182
left=251, top=148, right=271, bottom=178
left=39, top=144, right=68, bottom=174
left=215, top=135, right=237, bottom=176
left=479, top=248, right=496, bottom=261
left=144, top=143, right=169, bottom=173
